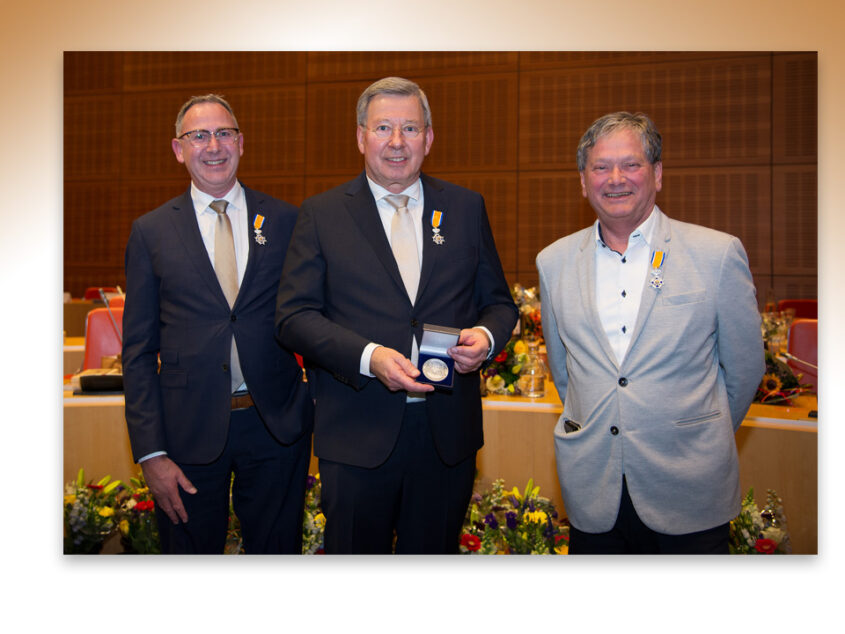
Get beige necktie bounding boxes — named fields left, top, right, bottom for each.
left=385, top=194, right=420, bottom=303
left=210, top=199, right=244, bottom=392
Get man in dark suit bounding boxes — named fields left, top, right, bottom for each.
left=122, top=94, right=312, bottom=554
left=275, top=77, right=517, bottom=554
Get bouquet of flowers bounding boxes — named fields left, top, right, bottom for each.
left=482, top=337, right=529, bottom=395
left=460, top=478, right=568, bottom=554
left=512, top=284, right=543, bottom=343
left=755, top=350, right=812, bottom=404
left=63, top=469, right=122, bottom=554
left=118, top=473, right=160, bottom=554
left=729, top=487, right=791, bottom=554
left=302, top=473, right=326, bottom=554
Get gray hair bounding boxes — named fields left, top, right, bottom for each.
left=356, top=77, right=432, bottom=128
left=576, top=112, right=662, bottom=172
left=174, top=94, right=238, bottom=137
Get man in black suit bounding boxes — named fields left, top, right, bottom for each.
left=122, top=94, right=312, bottom=554
left=275, top=77, right=517, bottom=554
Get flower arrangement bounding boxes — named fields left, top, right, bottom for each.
left=482, top=337, right=529, bottom=395
left=63, top=469, right=123, bottom=554
left=729, top=487, right=791, bottom=554
left=302, top=473, right=326, bottom=554
left=460, top=478, right=569, bottom=554
left=118, top=474, right=160, bottom=554
left=512, top=284, right=543, bottom=343
left=755, top=350, right=812, bottom=405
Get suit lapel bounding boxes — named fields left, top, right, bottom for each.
left=624, top=207, right=672, bottom=366
left=236, top=185, right=262, bottom=307
left=416, top=174, right=444, bottom=304
left=344, top=174, right=411, bottom=303
left=167, top=190, right=231, bottom=308
left=576, top=226, right=619, bottom=370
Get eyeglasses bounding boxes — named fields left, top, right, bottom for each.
left=367, top=124, right=425, bottom=139
left=178, top=127, right=240, bottom=147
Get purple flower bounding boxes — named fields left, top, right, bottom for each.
left=506, top=511, right=518, bottom=530
left=306, top=475, right=317, bottom=489
left=484, top=513, right=499, bottom=529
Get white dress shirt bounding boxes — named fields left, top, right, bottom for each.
left=594, top=207, right=658, bottom=365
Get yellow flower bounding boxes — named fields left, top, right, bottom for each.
left=314, top=513, right=326, bottom=528
left=64, top=494, right=77, bottom=506
left=761, top=373, right=782, bottom=394
left=525, top=510, right=548, bottom=524
left=486, top=375, right=505, bottom=392
left=98, top=506, right=115, bottom=518
left=510, top=486, right=522, bottom=501
left=119, top=519, right=130, bottom=535
left=554, top=544, right=569, bottom=555
left=513, top=340, right=527, bottom=354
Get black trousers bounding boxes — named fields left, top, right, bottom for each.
left=568, top=476, right=729, bottom=555
left=319, top=403, right=476, bottom=554
left=155, top=405, right=311, bottom=554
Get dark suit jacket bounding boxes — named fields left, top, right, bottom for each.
left=275, top=172, right=517, bottom=469
left=123, top=184, right=311, bottom=465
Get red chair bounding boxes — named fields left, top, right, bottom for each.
left=83, top=286, right=119, bottom=300
left=108, top=295, right=125, bottom=308
left=786, top=318, right=817, bottom=393
left=82, top=307, right=124, bottom=370
left=777, top=299, right=817, bottom=319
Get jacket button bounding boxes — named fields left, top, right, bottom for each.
left=222, top=363, right=229, bottom=371
left=618, top=377, right=628, bottom=387
left=610, top=426, right=619, bottom=435
left=411, top=319, right=419, bottom=327
left=231, top=314, right=237, bottom=321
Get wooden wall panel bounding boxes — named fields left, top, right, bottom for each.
left=122, top=52, right=307, bottom=91
left=519, top=55, right=772, bottom=172
left=772, top=165, right=817, bottom=276
left=306, top=51, right=518, bottom=82
left=63, top=51, right=816, bottom=305
left=773, top=53, right=817, bottom=164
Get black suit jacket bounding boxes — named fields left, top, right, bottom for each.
left=275, top=172, right=517, bottom=468
left=123, top=184, right=311, bottom=465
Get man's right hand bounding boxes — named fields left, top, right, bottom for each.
left=370, top=346, right=435, bottom=393
left=140, top=455, right=197, bottom=524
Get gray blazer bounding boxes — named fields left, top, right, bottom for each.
left=536, top=207, right=764, bottom=535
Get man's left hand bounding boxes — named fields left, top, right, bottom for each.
left=448, top=327, right=492, bottom=374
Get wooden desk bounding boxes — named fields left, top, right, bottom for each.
left=62, top=382, right=818, bottom=553
left=63, top=336, right=85, bottom=376
left=477, top=383, right=818, bottom=554
left=64, top=300, right=97, bottom=337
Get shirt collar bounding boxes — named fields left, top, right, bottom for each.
left=192, top=181, right=243, bottom=214
left=594, top=205, right=658, bottom=252
left=366, top=176, right=421, bottom=204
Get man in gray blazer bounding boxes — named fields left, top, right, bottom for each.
left=536, top=112, right=764, bottom=554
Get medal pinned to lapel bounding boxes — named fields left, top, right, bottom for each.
left=253, top=214, right=267, bottom=245
left=649, top=250, right=665, bottom=289
left=431, top=210, right=445, bottom=245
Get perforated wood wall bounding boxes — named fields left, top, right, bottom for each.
left=64, top=51, right=817, bottom=306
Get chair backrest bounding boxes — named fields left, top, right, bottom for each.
left=82, top=307, right=124, bottom=370
left=777, top=299, right=817, bottom=319
left=108, top=295, right=125, bottom=308
left=786, top=318, right=817, bottom=393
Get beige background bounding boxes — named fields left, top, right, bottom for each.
left=3, top=0, right=840, bottom=631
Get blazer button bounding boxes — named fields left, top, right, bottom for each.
left=411, top=319, right=419, bottom=327
left=610, top=426, right=619, bottom=435
left=222, top=363, right=229, bottom=371
left=618, top=377, right=628, bottom=387
left=231, top=314, right=237, bottom=321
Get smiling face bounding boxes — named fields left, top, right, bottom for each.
left=580, top=127, right=662, bottom=239
left=356, top=94, right=433, bottom=193
left=171, top=101, right=243, bottom=198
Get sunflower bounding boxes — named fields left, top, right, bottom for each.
left=761, top=373, right=782, bottom=395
